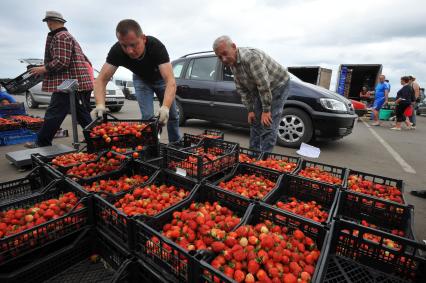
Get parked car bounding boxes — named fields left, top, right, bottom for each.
left=417, top=88, right=426, bottom=115
left=172, top=51, right=357, bottom=148
left=21, top=59, right=125, bottom=112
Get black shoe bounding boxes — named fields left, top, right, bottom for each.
left=24, top=142, right=39, bottom=149
left=410, top=190, right=426, bottom=199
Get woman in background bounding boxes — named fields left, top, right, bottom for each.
left=390, top=76, right=415, bottom=131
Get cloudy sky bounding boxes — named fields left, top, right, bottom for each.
left=1, top=0, right=425, bottom=94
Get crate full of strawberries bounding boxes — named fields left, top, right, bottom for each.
left=94, top=169, right=199, bottom=251
left=200, top=202, right=329, bottom=283
left=133, top=184, right=251, bottom=282
left=0, top=179, right=91, bottom=266
left=164, top=138, right=239, bottom=181
left=83, top=113, right=159, bottom=152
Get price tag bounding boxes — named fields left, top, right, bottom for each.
left=176, top=167, right=187, bottom=177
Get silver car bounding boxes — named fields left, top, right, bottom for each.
left=22, top=59, right=125, bottom=112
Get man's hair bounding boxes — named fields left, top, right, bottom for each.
left=379, top=74, right=385, bottom=79
left=116, top=19, right=143, bottom=36
left=408, top=75, right=416, bottom=80
left=213, top=35, right=233, bottom=51
left=401, top=76, right=410, bottom=83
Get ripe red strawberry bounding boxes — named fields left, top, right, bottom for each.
left=211, top=241, right=226, bottom=252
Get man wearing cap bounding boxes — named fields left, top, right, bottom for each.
left=25, top=11, right=93, bottom=148
left=92, top=19, right=180, bottom=143
left=213, top=35, right=290, bottom=152
left=409, top=75, right=420, bottom=128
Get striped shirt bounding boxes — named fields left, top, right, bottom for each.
left=230, top=47, right=289, bottom=112
left=42, top=27, right=93, bottom=92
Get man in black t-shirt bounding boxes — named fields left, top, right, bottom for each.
left=92, top=19, right=180, bottom=142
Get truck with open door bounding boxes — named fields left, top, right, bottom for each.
left=335, top=64, right=382, bottom=100
left=287, top=66, right=332, bottom=89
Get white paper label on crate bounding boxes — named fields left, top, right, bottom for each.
left=176, top=168, right=187, bottom=177
left=296, top=143, right=320, bottom=158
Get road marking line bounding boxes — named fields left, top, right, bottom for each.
left=362, top=120, right=416, bottom=174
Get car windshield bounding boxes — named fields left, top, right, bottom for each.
left=287, top=71, right=303, bottom=82
left=127, top=81, right=134, bottom=87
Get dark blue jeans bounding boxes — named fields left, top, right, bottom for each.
left=37, top=91, right=92, bottom=146
left=249, top=83, right=289, bottom=152
left=133, top=75, right=180, bottom=143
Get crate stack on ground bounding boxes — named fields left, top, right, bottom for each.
left=1, top=118, right=425, bottom=282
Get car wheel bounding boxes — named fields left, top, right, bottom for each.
left=108, top=106, right=122, bottom=113
left=176, top=100, right=186, bottom=126
left=26, top=92, right=39, bottom=109
left=277, top=107, right=313, bottom=148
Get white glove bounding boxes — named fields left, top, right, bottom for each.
left=157, top=105, right=170, bottom=125
left=91, top=103, right=106, bottom=119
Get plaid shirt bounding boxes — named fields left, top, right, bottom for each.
left=230, top=47, right=289, bottom=112
left=42, top=27, right=93, bottom=93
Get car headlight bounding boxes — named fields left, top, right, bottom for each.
left=320, top=98, right=347, bottom=112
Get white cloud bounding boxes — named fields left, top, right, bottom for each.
left=0, top=0, right=425, bottom=89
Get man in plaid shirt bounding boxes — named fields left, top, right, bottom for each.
left=213, top=36, right=290, bottom=152
left=25, top=11, right=93, bottom=148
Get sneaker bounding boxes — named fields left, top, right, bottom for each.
left=390, top=127, right=401, bottom=131
left=24, top=142, right=39, bottom=149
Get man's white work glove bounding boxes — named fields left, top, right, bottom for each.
left=157, top=105, right=170, bottom=125
left=91, top=104, right=106, bottom=119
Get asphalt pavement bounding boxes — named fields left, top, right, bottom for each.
left=1, top=96, right=425, bottom=240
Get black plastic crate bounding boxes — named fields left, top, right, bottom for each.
left=133, top=185, right=251, bottom=282
left=0, top=179, right=92, bottom=266
left=112, top=144, right=160, bottom=162
left=263, top=174, right=339, bottom=224
left=72, top=159, right=159, bottom=199
left=0, top=70, right=43, bottom=94
left=94, top=169, right=198, bottom=251
left=200, top=202, right=329, bottom=283
left=238, top=147, right=263, bottom=164
left=112, top=259, right=173, bottom=283
left=167, top=133, right=204, bottom=150
left=62, top=151, right=131, bottom=183
left=295, top=160, right=348, bottom=186
left=254, top=151, right=301, bottom=173
left=0, top=227, right=132, bottom=283
left=32, top=151, right=98, bottom=175
left=0, top=165, right=61, bottom=205
left=334, top=190, right=415, bottom=239
left=318, top=219, right=426, bottom=283
left=345, top=169, right=405, bottom=204
left=164, top=138, right=239, bottom=181
left=212, top=163, right=283, bottom=202
left=83, top=114, right=159, bottom=153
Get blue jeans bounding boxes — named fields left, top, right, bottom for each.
left=249, top=83, right=289, bottom=152
left=133, top=75, right=180, bottom=142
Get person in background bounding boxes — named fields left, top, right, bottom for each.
left=385, top=79, right=391, bottom=92
left=408, top=75, right=420, bottom=128
left=371, top=75, right=390, bottom=126
left=0, top=86, right=17, bottom=105
left=359, top=86, right=372, bottom=106
left=213, top=35, right=290, bottom=152
left=92, top=19, right=180, bottom=143
left=24, top=11, right=93, bottom=148
left=390, top=76, right=415, bottom=131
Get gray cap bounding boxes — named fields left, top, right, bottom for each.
left=42, top=11, right=66, bottom=23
